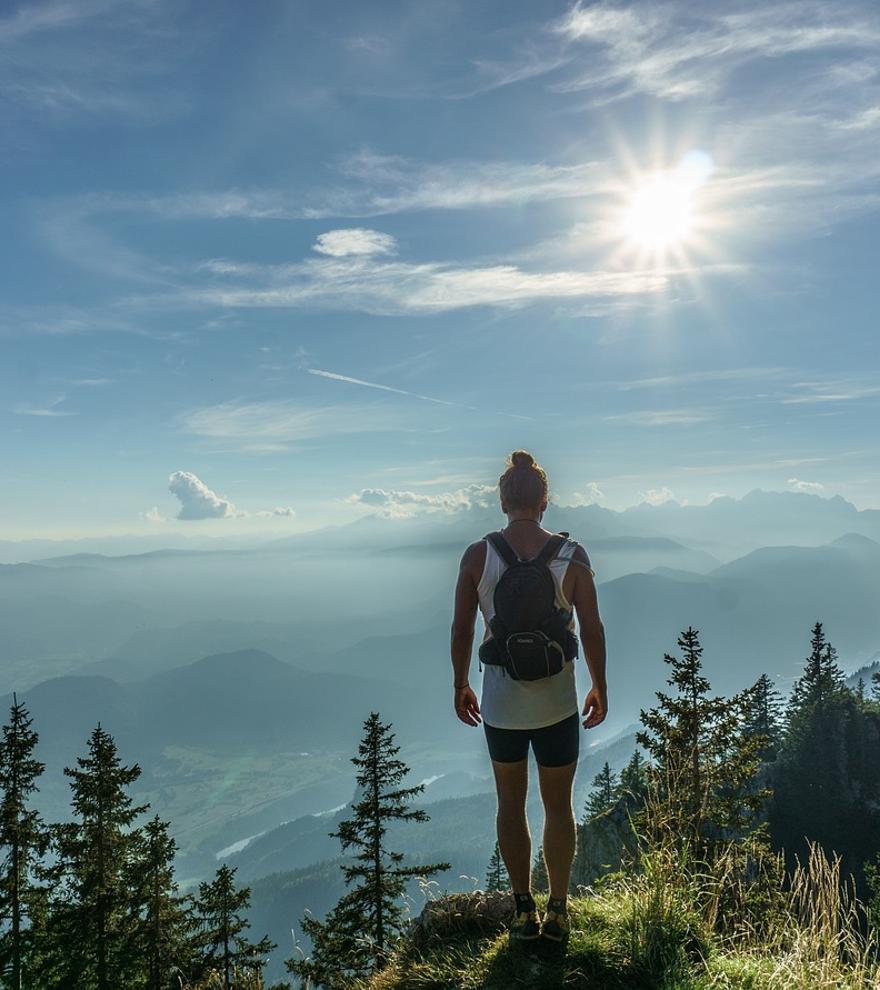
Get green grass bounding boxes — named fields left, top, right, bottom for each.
left=364, top=841, right=880, bottom=990
left=368, top=894, right=703, bottom=990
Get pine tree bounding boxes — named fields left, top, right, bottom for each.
left=485, top=842, right=507, bottom=892
left=770, top=624, right=880, bottom=885
left=531, top=847, right=548, bottom=894
left=583, top=762, right=618, bottom=821
left=193, top=864, right=274, bottom=990
left=128, top=815, right=197, bottom=990
left=871, top=671, right=880, bottom=704
left=786, top=622, right=846, bottom=725
left=0, top=695, right=50, bottom=990
left=287, top=712, right=449, bottom=988
left=617, top=750, right=649, bottom=806
left=745, top=674, right=784, bottom=761
left=636, top=627, right=770, bottom=858
left=49, top=724, right=148, bottom=990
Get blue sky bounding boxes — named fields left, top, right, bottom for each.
left=2, top=0, right=879, bottom=539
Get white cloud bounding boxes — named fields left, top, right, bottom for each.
left=788, top=477, right=825, bottom=493
left=638, top=486, right=676, bottom=506
left=313, top=228, right=397, bottom=257
left=187, top=255, right=667, bottom=316
left=141, top=506, right=166, bottom=523
left=347, top=483, right=496, bottom=516
left=568, top=481, right=605, bottom=506
left=256, top=506, right=296, bottom=517
left=168, top=470, right=244, bottom=520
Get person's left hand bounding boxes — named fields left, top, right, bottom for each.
left=454, top=685, right=481, bottom=726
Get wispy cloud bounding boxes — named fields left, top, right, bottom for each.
left=183, top=250, right=668, bottom=316
left=12, top=393, right=76, bottom=417
left=553, top=2, right=880, bottom=102
left=780, top=379, right=880, bottom=404
left=603, top=408, right=715, bottom=426
left=176, top=398, right=415, bottom=453
left=616, top=367, right=790, bottom=390
left=0, top=0, right=192, bottom=121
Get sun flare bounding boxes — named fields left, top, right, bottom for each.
left=620, top=150, right=714, bottom=255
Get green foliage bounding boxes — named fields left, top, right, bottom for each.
left=636, top=627, right=771, bottom=860
left=287, top=711, right=449, bottom=989
left=0, top=696, right=49, bottom=990
left=744, top=674, right=784, bottom=763
left=583, top=762, right=618, bottom=821
left=864, top=851, right=880, bottom=934
left=127, top=815, right=199, bottom=990
left=46, top=724, right=150, bottom=990
left=769, top=623, right=880, bottom=889
left=193, top=864, right=275, bottom=990
left=484, top=843, right=506, bottom=893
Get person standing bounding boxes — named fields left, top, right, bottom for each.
left=450, top=450, right=608, bottom=943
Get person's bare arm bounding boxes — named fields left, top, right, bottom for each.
left=450, top=542, right=483, bottom=726
left=570, top=544, right=608, bottom=729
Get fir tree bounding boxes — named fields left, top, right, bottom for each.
left=770, top=624, right=880, bottom=886
left=745, top=674, right=784, bottom=761
left=193, top=864, right=274, bottom=990
left=49, top=724, right=148, bottom=990
left=485, top=842, right=507, bottom=893
left=871, top=670, right=880, bottom=704
left=128, top=815, right=197, bottom=990
left=786, top=621, right=846, bottom=725
left=288, top=712, right=449, bottom=988
left=0, top=695, right=49, bottom=990
left=636, top=627, right=770, bottom=858
left=583, top=762, right=618, bottom=821
left=617, top=750, right=649, bottom=805
left=531, top=847, right=548, bottom=894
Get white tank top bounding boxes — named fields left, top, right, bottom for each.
left=477, top=534, right=581, bottom=730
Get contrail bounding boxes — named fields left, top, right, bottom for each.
left=307, top=368, right=463, bottom=407
left=307, top=368, right=532, bottom=421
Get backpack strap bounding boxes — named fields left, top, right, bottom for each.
left=483, top=531, right=518, bottom=567
left=534, top=533, right=567, bottom=567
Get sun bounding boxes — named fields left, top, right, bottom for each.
left=619, top=150, right=714, bottom=254
left=624, top=174, right=695, bottom=249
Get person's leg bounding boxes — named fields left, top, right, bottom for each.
left=532, top=713, right=580, bottom=901
left=489, top=756, right=530, bottom=893
left=536, top=760, right=577, bottom=898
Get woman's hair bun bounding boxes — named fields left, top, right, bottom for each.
left=510, top=450, right=535, bottom=469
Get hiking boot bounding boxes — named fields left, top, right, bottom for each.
left=509, top=908, right=541, bottom=941
left=541, top=906, right=571, bottom=943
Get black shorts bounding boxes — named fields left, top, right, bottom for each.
left=483, top=712, right=580, bottom=768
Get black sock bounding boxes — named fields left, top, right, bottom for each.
left=513, top=892, right=535, bottom=913
left=547, top=895, right=567, bottom=914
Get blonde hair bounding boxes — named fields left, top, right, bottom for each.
left=498, top=450, right=549, bottom=512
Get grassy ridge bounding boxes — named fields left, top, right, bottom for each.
left=366, top=844, right=880, bottom=990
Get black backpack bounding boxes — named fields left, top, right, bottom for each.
left=477, top=531, right=579, bottom=681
